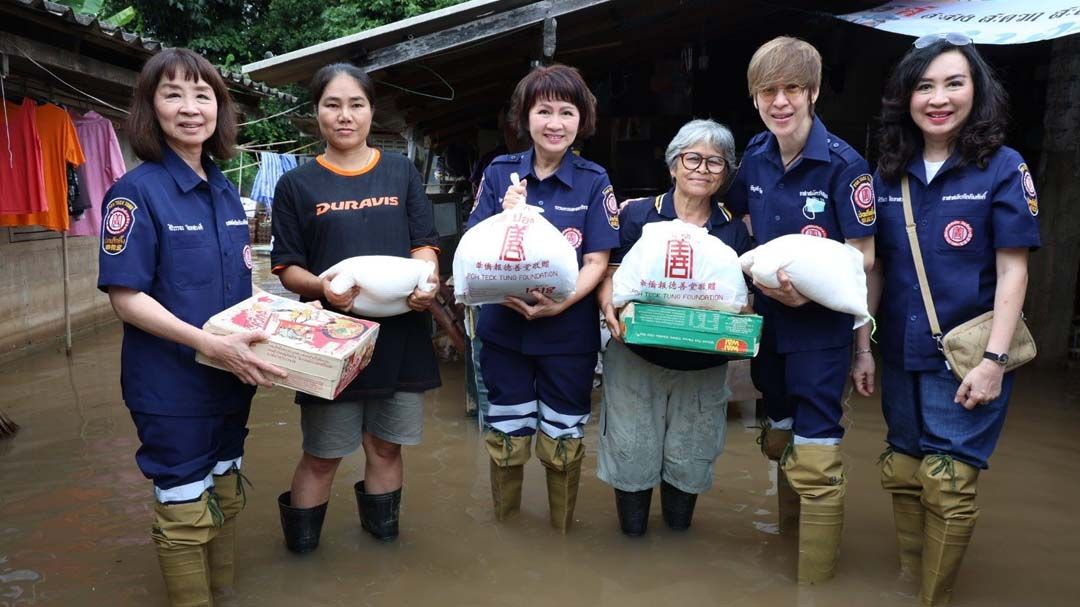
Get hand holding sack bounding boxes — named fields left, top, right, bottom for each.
left=738, top=233, right=871, bottom=328
left=452, top=204, right=579, bottom=305
left=612, top=219, right=747, bottom=313
left=320, top=256, right=437, bottom=317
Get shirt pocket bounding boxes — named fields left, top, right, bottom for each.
left=167, top=232, right=216, bottom=290
left=934, top=214, right=988, bottom=256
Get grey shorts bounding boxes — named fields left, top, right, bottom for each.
left=300, top=392, right=425, bottom=459
left=597, top=340, right=730, bottom=494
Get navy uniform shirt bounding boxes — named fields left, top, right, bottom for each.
left=874, top=145, right=1041, bottom=372
left=271, top=151, right=442, bottom=402
left=467, top=148, right=620, bottom=355
left=727, top=116, right=877, bottom=353
left=97, top=146, right=255, bottom=416
left=613, top=189, right=752, bottom=370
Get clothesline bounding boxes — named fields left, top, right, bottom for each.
left=222, top=140, right=320, bottom=174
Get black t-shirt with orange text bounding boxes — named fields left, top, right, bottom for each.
left=271, top=150, right=441, bottom=402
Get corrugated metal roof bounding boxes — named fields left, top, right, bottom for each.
left=5, top=0, right=295, bottom=102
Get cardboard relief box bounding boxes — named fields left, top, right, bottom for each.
left=196, top=292, right=379, bottom=400
left=620, top=302, right=762, bottom=358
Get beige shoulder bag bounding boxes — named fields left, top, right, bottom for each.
left=900, top=176, right=1036, bottom=380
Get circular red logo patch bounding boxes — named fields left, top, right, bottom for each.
left=562, top=227, right=583, bottom=249
left=853, top=182, right=874, bottom=209
left=105, top=206, right=132, bottom=235
left=242, top=244, right=253, bottom=269
left=604, top=192, right=619, bottom=216
left=1022, top=171, right=1036, bottom=200
left=944, top=220, right=973, bottom=247
left=801, top=224, right=828, bottom=238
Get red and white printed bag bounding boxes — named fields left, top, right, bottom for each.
left=452, top=205, right=579, bottom=305
left=612, top=219, right=747, bottom=313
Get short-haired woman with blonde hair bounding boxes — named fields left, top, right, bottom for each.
left=727, top=36, right=877, bottom=584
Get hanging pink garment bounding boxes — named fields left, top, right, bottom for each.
left=68, top=111, right=126, bottom=237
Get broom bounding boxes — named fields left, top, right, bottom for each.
left=0, top=407, right=18, bottom=438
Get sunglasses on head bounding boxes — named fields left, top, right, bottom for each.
left=913, top=32, right=973, bottom=49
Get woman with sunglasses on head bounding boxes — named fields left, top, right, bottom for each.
left=595, top=119, right=750, bottom=536
left=726, top=36, right=876, bottom=584
left=853, top=34, right=1039, bottom=606
left=468, top=64, right=619, bottom=532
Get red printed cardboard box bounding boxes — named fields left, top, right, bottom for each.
left=196, top=292, right=379, bottom=400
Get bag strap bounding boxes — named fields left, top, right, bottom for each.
left=900, top=175, right=944, bottom=349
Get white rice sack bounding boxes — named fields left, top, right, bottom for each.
left=453, top=205, right=578, bottom=305
left=738, top=233, right=870, bottom=329
left=611, top=219, right=747, bottom=313
left=320, top=256, right=436, bottom=318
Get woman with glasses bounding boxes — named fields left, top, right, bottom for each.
left=595, top=119, right=750, bottom=536
left=726, top=36, right=876, bottom=584
left=468, top=64, right=620, bottom=532
left=855, top=34, right=1039, bottom=606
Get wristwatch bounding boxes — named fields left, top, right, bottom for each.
left=983, top=351, right=1008, bottom=366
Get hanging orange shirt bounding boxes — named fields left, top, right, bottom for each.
left=0, top=102, right=85, bottom=231
left=0, top=99, right=48, bottom=214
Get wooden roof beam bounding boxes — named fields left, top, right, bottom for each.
left=359, top=0, right=612, bottom=74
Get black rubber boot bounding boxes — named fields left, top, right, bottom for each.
left=614, top=487, right=653, bottom=537
left=354, top=481, right=401, bottom=541
left=277, top=491, right=328, bottom=554
left=660, top=481, right=698, bottom=531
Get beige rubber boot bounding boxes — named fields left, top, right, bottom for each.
left=151, top=491, right=221, bottom=607
left=783, top=444, right=846, bottom=585
left=880, top=449, right=925, bottom=580
left=484, top=431, right=532, bottom=521
left=208, top=469, right=246, bottom=593
left=759, top=425, right=800, bottom=537
left=536, top=433, right=585, bottom=533
left=918, top=455, right=979, bottom=607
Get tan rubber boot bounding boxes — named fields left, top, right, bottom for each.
left=151, top=491, right=221, bottom=607
left=208, top=469, right=247, bottom=593
left=536, top=433, right=585, bottom=533
left=880, top=448, right=924, bottom=580
left=759, top=425, right=800, bottom=536
left=918, top=455, right=979, bottom=607
left=484, top=431, right=532, bottom=521
left=783, top=444, right=846, bottom=585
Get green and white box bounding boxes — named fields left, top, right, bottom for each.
left=619, top=302, right=762, bottom=357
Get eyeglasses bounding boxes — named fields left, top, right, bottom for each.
left=678, top=152, right=726, bottom=174
left=756, top=83, right=807, bottom=103
left=913, top=32, right=973, bottom=49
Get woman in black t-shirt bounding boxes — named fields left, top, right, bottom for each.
left=270, top=63, right=441, bottom=551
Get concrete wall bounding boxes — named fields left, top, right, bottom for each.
left=0, top=129, right=139, bottom=364
left=1030, top=36, right=1080, bottom=367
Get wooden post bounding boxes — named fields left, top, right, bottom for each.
left=542, top=17, right=557, bottom=65
left=62, top=231, right=71, bottom=355
left=1029, top=36, right=1080, bottom=367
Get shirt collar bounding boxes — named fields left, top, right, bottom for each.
left=904, top=145, right=962, bottom=185
left=801, top=116, right=831, bottom=163
left=751, top=115, right=831, bottom=166
left=519, top=147, right=575, bottom=188
left=163, top=145, right=231, bottom=195
left=659, top=187, right=733, bottom=228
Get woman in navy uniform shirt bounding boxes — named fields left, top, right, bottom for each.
left=596, top=119, right=751, bottom=536
left=468, top=64, right=620, bottom=532
left=726, top=37, right=876, bottom=584
left=271, top=64, right=441, bottom=551
left=854, top=36, right=1039, bottom=606
left=97, top=49, right=285, bottom=606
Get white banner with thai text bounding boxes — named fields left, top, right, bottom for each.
left=839, top=1, right=1080, bottom=44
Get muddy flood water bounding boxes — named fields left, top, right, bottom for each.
left=1, top=322, right=1078, bottom=606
